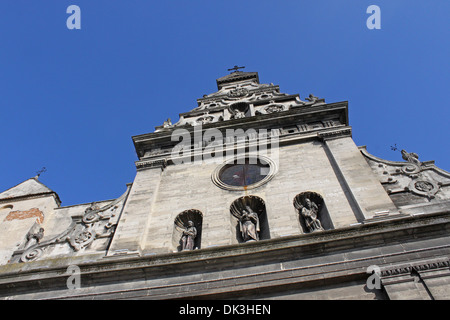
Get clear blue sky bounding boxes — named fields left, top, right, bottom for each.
left=1, top=1, right=449, bottom=206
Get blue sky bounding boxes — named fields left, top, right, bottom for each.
left=0, top=1, right=449, bottom=206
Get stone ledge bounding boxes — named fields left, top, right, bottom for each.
left=0, top=210, right=449, bottom=299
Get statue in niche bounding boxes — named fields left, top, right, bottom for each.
left=180, top=220, right=197, bottom=251
left=24, top=227, right=44, bottom=249
left=232, top=109, right=246, bottom=119
left=300, top=198, right=324, bottom=233
left=239, top=206, right=260, bottom=242
left=401, top=149, right=421, bottom=166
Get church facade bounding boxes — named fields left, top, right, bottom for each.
left=0, top=70, right=449, bottom=300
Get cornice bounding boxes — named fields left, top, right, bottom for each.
left=132, top=101, right=348, bottom=155
left=318, top=128, right=352, bottom=141
left=379, top=257, right=450, bottom=278
left=135, top=159, right=167, bottom=171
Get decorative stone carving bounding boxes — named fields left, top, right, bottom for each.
left=255, top=104, right=286, bottom=115
left=360, top=146, right=447, bottom=204
left=239, top=206, right=260, bottom=242
left=377, top=163, right=397, bottom=184
left=256, top=93, right=273, bottom=100
left=24, top=227, right=44, bottom=249
left=401, top=149, right=421, bottom=166
left=174, top=209, right=203, bottom=251
left=228, top=102, right=249, bottom=120
left=163, top=118, right=172, bottom=128
left=301, top=198, right=323, bottom=232
left=180, top=220, right=197, bottom=251
left=20, top=247, right=43, bottom=263
left=227, top=87, right=249, bottom=98
left=400, top=149, right=422, bottom=175
left=407, top=179, right=440, bottom=199
left=196, top=115, right=215, bottom=125
left=10, top=186, right=130, bottom=263
left=294, top=192, right=326, bottom=233
left=232, top=109, right=246, bottom=119
left=305, top=94, right=319, bottom=103
left=69, top=226, right=96, bottom=251
left=82, top=204, right=100, bottom=224
left=230, top=196, right=266, bottom=243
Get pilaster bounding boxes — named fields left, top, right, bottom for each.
left=321, top=134, right=398, bottom=221
left=106, top=159, right=166, bottom=256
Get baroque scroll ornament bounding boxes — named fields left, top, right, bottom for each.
left=227, top=87, right=249, bottom=98
left=20, top=247, right=43, bottom=263
left=408, top=179, right=439, bottom=199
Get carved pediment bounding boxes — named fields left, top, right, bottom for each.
left=360, top=147, right=450, bottom=205
left=9, top=186, right=131, bottom=263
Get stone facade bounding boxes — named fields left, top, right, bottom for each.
left=0, top=70, right=449, bottom=300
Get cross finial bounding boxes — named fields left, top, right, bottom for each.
left=35, top=167, right=47, bottom=179
left=228, top=65, right=245, bottom=73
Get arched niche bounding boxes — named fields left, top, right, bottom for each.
left=230, top=195, right=270, bottom=243
left=228, top=102, right=250, bottom=119
left=293, top=191, right=333, bottom=233
left=173, top=209, right=203, bottom=251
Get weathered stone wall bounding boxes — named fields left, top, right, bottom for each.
left=129, top=136, right=398, bottom=255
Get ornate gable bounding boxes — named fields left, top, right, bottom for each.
left=360, top=146, right=450, bottom=208
left=154, top=69, right=326, bottom=132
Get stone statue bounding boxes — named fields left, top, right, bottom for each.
left=239, top=206, right=260, bottom=242
left=181, top=220, right=197, bottom=251
left=401, top=149, right=421, bottom=166
left=24, top=227, right=44, bottom=249
left=301, top=198, right=324, bottom=233
left=233, top=110, right=246, bottom=119
left=306, top=94, right=319, bottom=103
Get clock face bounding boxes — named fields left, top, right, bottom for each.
left=218, top=158, right=270, bottom=187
